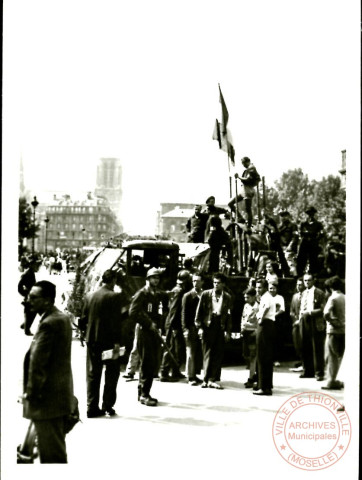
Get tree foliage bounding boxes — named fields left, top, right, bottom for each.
left=18, top=196, right=40, bottom=256
left=260, top=169, right=345, bottom=238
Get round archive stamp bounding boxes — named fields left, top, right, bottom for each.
left=272, top=391, right=351, bottom=471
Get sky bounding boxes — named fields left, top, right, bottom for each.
left=3, top=0, right=360, bottom=235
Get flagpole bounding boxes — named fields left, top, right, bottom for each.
left=227, top=155, right=232, bottom=198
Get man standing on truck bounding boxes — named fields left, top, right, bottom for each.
left=228, top=157, right=261, bottom=230
left=129, top=268, right=168, bottom=406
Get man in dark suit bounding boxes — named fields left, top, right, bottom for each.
left=181, top=273, right=204, bottom=385
left=299, top=273, right=326, bottom=381
left=81, top=269, right=126, bottom=417
left=195, top=272, right=232, bottom=389
left=23, top=281, right=74, bottom=463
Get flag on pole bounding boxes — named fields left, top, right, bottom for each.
left=218, top=84, right=229, bottom=136
left=212, top=119, right=222, bottom=148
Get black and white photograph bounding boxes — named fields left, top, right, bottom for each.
left=1, top=0, right=360, bottom=478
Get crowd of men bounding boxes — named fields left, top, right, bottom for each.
left=17, top=155, right=346, bottom=463
left=185, top=156, right=345, bottom=279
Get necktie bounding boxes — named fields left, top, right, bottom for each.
left=299, top=290, right=309, bottom=320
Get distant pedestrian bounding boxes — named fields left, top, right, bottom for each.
left=23, top=281, right=74, bottom=463
left=18, top=255, right=41, bottom=335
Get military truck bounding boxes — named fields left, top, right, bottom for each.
left=71, top=238, right=297, bottom=364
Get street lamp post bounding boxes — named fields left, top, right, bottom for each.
left=44, top=216, right=50, bottom=255
left=31, top=196, right=39, bottom=255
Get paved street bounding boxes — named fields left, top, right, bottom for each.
left=2, top=269, right=357, bottom=480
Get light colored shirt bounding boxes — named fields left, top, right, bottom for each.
left=324, top=291, right=345, bottom=334
left=241, top=302, right=259, bottom=331
left=212, top=290, right=223, bottom=315
left=257, top=292, right=285, bottom=322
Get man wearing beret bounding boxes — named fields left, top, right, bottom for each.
left=296, top=206, right=324, bottom=276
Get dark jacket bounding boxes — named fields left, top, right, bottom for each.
left=23, top=306, right=74, bottom=420
left=181, top=289, right=202, bottom=333
left=128, top=285, right=168, bottom=332
left=82, top=285, right=126, bottom=348
left=300, top=287, right=326, bottom=332
left=18, top=268, right=36, bottom=299
left=290, top=291, right=303, bottom=326
left=195, top=289, right=232, bottom=333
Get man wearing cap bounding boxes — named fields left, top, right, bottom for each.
left=129, top=268, right=168, bottom=406
left=228, top=157, right=261, bottom=229
left=186, top=205, right=208, bottom=243
left=81, top=269, right=127, bottom=417
left=203, top=196, right=229, bottom=239
left=296, top=206, right=324, bottom=276
left=18, top=255, right=41, bottom=335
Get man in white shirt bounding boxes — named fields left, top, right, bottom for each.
left=253, top=281, right=285, bottom=396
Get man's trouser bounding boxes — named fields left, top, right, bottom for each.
left=185, top=327, right=202, bottom=379
left=256, top=319, right=275, bottom=390
left=160, top=328, right=185, bottom=377
left=243, top=330, right=257, bottom=381
left=86, top=344, right=122, bottom=412
left=300, top=316, right=326, bottom=378
left=33, top=416, right=67, bottom=463
left=125, top=324, right=140, bottom=375
left=137, top=328, right=161, bottom=398
left=228, top=195, right=253, bottom=227
left=325, top=333, right=345, bottom=385
left=202, top=318, right=225, bottom=382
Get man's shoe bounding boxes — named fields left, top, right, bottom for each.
left=252, top=382, right=259, bottom=391
left=170, top=373, right=186, bottom=380
left=299, top=374, right=314, bottom=378
left=87, top=408, right=106, bottom=418
left=316, top=376, right=324, bottom=381
left=160, top=376, right=177, bottom=382
left=105, top=408, right=117, bottom=416
left=123, top=373, right=135, bottom=380
left=201, top=381, right=208, bottom=388
left=289, top=366, right=304, bottom=372
left=244, top=381, right=254, bottom=388
left=253, top=389, right=272, bottom=396
left=139, top=396, right=157, bottom=407
left=208, top=381, right=223, bottom=390
left=189, top=379, right=198, bottom=386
